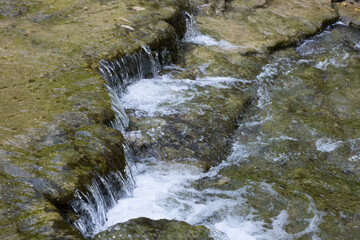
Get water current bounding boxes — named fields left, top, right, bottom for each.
left=87, top=15, right=360, bottom=239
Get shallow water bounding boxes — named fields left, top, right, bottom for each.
left=97, top=22, right=360, bottom=239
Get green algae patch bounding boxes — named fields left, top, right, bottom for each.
left=0, top=0, right=190, bottom=238
left=94, top=217, right=213, bottom=240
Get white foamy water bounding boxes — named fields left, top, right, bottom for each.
left=121, top=74, right=249, bottom=117
left=355, top=42, right=360, bottom=50
left=183, top=13, right=242, bottom=50
left=105, top=159, right=204, bottom=226
left=102, top=157, right=323, bottom=239
left=314, top=51, right=350, bottom=70
left=189, top=34, right=242, bottom=50
left=315, top=138, right=343, bottom=153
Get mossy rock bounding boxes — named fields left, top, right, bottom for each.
left=94, top=217, right=213, bottom=240
left=0, top=0, right=191, bottom=238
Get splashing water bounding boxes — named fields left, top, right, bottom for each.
left=183, top=13, right=242, bottom=50
left=74, top=16, right=360, bottom=239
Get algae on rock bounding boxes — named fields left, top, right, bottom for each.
left=94, top=217, right=213, bottom=240
left=0, top=0, right=190, bottom=238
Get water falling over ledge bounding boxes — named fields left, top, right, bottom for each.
left=69, top=44, right=171, bottom=238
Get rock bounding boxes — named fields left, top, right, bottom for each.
left=94, top=217, right=213, bottom=240
left=196, top=0, right=338, bottom=54
left=337, top=0, right=360, bottom=27
left=0, top=0, right=190, bottom=238
left=215, top=25, right=360, bottom=239
left=132, top=6, right=146, bottom=11
left=120, top=24, right=135, bottom=31
left=203, top=0, right=228, bottom=15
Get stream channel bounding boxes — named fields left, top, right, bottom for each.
left=78, top=14, right=360, bottom=240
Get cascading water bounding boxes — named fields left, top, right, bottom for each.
left=70, top=46, right=165, bottom=238
left=183, top=12, right=242, bottom=50
left=73, top=12, right=360, bottom=240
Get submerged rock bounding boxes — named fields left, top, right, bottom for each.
left=94, top=217, right=213, bottom=240
left=211, top=25, right=360, bottom=239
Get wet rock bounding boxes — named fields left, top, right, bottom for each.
left=337, top=0, right=360, bottom=27
left=123, top=38, right=264, bottom=165
left=212, top=25, right=360, bottom=239
left=203, top=0, right=229, bottom=15
left=126, top=78, right=252, bottom=165
left=195, top=0, right=338, bottom=54
left=176, top=44, right=266, bottom=79
left=94, top=217, right=213, bottom=240
left=0, top=0, right=190, bottom=238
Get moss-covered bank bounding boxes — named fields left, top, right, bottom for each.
left=0, top=0, right=189, bottom=238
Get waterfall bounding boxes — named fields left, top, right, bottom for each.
left=70, top=46, right=166, bottom=238
left=183, top=12, right=241, bottom=49
left=70, top=143, right=135, bottom=238
left=70, top=12, right=197, bottom=238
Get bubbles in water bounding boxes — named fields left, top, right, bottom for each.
left=315, top=138, right=342, bottom=153
left=121, top=75, right=248, bottom=117
left=87, top=12, right=360, bottom=240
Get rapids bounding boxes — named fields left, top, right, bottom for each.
left=89, top=15, right=360, bottom=240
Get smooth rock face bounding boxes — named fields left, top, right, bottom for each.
left=196, top=0, right=338, bottom=53
left=94, top=217, right=213, bottom=240
left=0, top=0, right=189, bottom=238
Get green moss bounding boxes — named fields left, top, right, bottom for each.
left=94, top=217, right=213, bottom=240
left=0, top=0, right=190, bottom=238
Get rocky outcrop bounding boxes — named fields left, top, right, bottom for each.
left=0, top=0, right=189, bottom=238
left=94, top=218, right=213, bottom=240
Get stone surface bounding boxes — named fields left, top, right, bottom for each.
left=0, top=0, right=347, bottom=238
left=0, top=0, right=189, bottom=238
left=195, top=0, right=338, bottom=54
left=337, top=0, right=360, bottom=27
left=125, top=43, right=263, bottom=166
left=94, top=217, right=213, bottom=240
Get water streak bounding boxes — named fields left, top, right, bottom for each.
left=183, top=13, right=242, bottom=50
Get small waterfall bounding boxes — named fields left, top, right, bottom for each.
left=183, top=12, right=201, bottom=42
left=99, top=46, right=165, bottom=133
left=70, top=143, right=135, bottom=238
left=99, top=46, right=162, bottom=93
left=70, top=46, right=167, bottom=238
left=183, top=12, right=241, bottom=49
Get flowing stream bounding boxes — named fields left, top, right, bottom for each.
left=82, top=15, right=360, bottom=240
